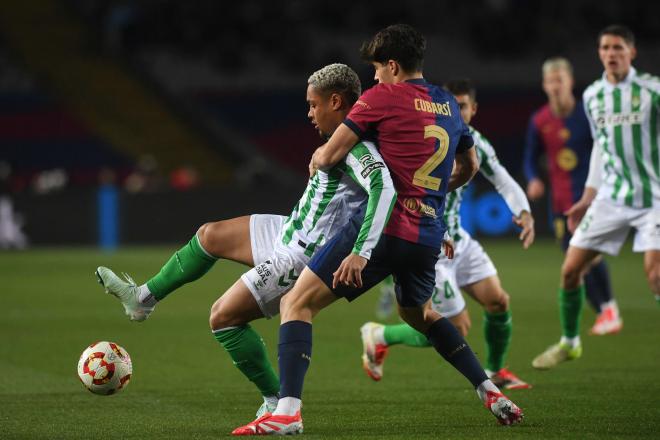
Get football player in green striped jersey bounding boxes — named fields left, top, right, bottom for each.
left=96, top=63, right=396, bottom=415
left=362, top=79, right=534, bottom=390
left=533, top=25, right=660, bottom=370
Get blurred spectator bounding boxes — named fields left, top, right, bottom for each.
left=124, top=154, right=163, bottom=193
left=32, top=169, right=68, bottom=194
left=0, top=162, right=28, bottom=249
left=169, top=165, right=199, bottom=191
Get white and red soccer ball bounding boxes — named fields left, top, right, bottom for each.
left=77, top=341, right=132, bottom=395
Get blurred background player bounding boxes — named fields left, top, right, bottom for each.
left=361, top=79, right=534, bottom=391
left=524, top=57, right=621, bottom=335
left=97, top=63, right=395, bottom=417
left=533, top=25, right=660, bottom=369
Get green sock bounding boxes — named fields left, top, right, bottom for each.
left=383, top=323, right=431, bottom=347
left=559, top=285, right=585, bottom=338
left=146, top=235, right=217, bottom=300
left=483, top=310, right=512, bottom=372
left=213, top=324, right=280, bottom=397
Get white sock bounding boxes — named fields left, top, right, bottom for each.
left=476, top=379, right=500, bottom=402
left=609, top=300, right=620, bottom=315
left=273, top=397, right=301, bottom=416
left=138, top=285, right=157, bottom=306
left=374, top=325, right=386, bottom=345
left=560, top=335, right=581, bottom=348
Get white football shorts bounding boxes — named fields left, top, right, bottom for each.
left=431, top=230, right=497, bottom=318
left=570, top=198, right=660, bottom=255
left=242, top=214, right=309, bottom=318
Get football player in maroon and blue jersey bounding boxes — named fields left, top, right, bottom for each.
left=232, top=24, right=523, bottom=435
left=524, top=57, right=620, bottom=335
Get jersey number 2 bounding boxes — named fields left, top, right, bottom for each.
left=413, top=125, right=450, bottom=191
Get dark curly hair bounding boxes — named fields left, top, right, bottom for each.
left=360, top=24, right=426, bottom=73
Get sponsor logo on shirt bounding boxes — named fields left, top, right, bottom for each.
left=358, top=153, right=385, bottom=178
left=595, top=112, right=644, bottom=128
left=403, top=197, right=437, bottom=219
left=414, top=99, right=452, bottom=116
left=353, top=100, right=371, bottom=112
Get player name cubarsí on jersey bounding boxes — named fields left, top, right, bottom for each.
left=414, top=98, right=453, bottom=116
left=280, top=140, right=396, bottom=260
left=583, top=67, right=660, bottom=208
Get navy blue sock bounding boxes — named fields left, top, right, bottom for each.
left=278, top=320, right=312, bottom=399
left=584, top=260, right=613, bottom=313
left=426, top=318, right=488, bottom=388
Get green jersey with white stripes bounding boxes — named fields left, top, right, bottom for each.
left=444, top=127, right=530, bottom=241
left=280, top=140, right=396, bottom=260
left=583, top=67, right=660, bottom=208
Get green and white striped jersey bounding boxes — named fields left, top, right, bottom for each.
left=444, top=127, right=530, bottom=241
left=279, top=140, right=396, bottom=260
left=583, top=67, right=660, bottom=208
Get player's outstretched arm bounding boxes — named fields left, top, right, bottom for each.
left=476, top=137, right=535, bottom=248
left=312, top=124, right=360, bottom=172
left=448, top=146, right=479, bottom=192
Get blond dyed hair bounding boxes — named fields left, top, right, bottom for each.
left=542, top=57, right=573, bottom=76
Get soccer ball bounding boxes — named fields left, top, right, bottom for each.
left=77, top=341, right=132, bottom=395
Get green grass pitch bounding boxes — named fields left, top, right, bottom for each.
left=2, top=239, right=659, bottom=439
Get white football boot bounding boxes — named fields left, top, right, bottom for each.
left=96, top=266, right=154, bottom=322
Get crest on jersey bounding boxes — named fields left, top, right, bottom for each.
left=556, top=148, right=578, bottom=171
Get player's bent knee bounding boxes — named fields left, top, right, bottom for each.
left=279, top=291, right=309, bottom=320
left=645, top=266, right=660, bottom=291
left=486, top=290, right=509, bottom=313
left=209, top=297, right=242, bottom=330
left=561, top=262, right=582, bottom=289
left=457, top=321, right=470, bottom=337
left=197, top=221, right=225, bottom=256
left=400, top=306, right=439, bottom=334
left=453, top=318, right=471, bottom=337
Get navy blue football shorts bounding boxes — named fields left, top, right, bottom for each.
left=307, top=215, right=441, bottom=307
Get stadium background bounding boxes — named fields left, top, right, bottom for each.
left=1, top=0, right=659, bottom=247
left=3, top=2, right=660, bottom=439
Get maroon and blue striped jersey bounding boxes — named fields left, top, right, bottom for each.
left=523, top=102, right=593, bottom=215
left=344, top=78, right=474, bottom=248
